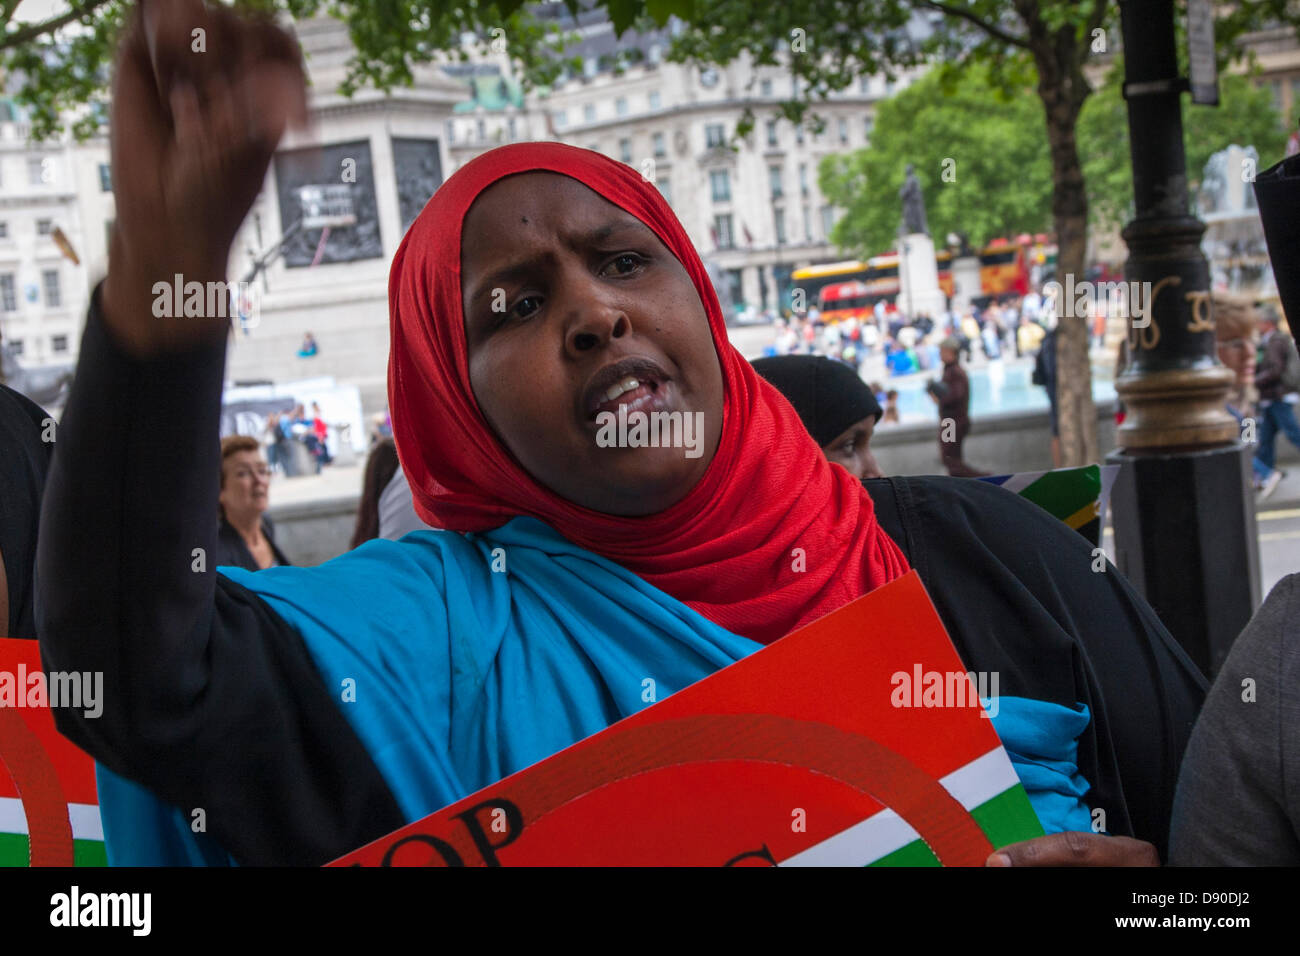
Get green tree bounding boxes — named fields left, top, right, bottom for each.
left=1080, top=68, right=1288, bottom=233
left=8, top=0, right=1300, bottom=463
left=820, top=64, right=1055, bottom=258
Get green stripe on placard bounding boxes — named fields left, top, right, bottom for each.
left=0, top=832, right=106, bottom=867
left=870, top=838, right=941, bottom=867
left=1016, top=465, right=1101, bottom=524
left=868, top=784, right=1040, bottom=867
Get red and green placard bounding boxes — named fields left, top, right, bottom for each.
left=0, top=639, right=105, bottom=867
left=331, top=571, right=1043, bottom=867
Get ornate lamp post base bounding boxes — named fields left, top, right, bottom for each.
left=1114, top=365, right=1238, bottom=450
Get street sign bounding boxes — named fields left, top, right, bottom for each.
left=1187, top=0, right=1219, bottom=106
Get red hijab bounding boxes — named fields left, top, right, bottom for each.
left=388, top=142, right=908, bottom=644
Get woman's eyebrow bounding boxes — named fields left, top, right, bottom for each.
left=466, top=219, right=655, bottom=309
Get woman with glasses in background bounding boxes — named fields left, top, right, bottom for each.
left=215, top=435, right=291, bottom=571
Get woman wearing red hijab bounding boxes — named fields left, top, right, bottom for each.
left=38, top=1, right=1198, bottom=867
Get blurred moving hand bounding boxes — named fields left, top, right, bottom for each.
left=101, top=0, right=308, bottom=355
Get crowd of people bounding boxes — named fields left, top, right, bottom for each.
left=2, top=1, right=1298, bottom=875
left=765, top=292, right=1061, bottom=380
left=263, top=401, right=333, bottom=476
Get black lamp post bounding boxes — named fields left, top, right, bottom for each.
left=1106, top=0, right=1260, bottom=676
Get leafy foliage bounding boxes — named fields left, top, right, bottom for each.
left=1078, top=65, right=1288, bottom=232
left=818, top=64, right=1054, bottom=257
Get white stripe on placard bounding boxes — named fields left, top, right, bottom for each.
left=780, top=747, right=1020, bottom=866
left=0, top=797, right=103, bottom=841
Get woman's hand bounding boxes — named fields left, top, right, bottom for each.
left=101, top=0, right=308, bottom=356
left=987, top=832, right=1160, bottom=867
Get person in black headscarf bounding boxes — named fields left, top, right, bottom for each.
left=751, top=354, right=883, bottom=481
left=0, top=383, right=53, bottom=639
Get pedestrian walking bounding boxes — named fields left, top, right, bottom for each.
left=927, top=337, right=989, bottom=477
left=1253, top=308, right=1300, bottom=499
left=1033, top=326, right=1062, bottom=468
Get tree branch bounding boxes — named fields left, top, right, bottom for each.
left=917, top=0, right=1031, bottom=50
left=0, top=0, right=113, bottom=52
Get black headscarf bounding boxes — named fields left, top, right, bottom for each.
left=751, top=355, right=882, bottom=448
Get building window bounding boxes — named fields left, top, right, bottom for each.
left=0, top=222, right=7, bottom=239
left=799, top=163, right=809, bottom=196
left=648, top=90, right=661, bottom=110
left=616, top=97, right=629, bottom=117
left=8, top=339, right=21, bottom=357
left=795, top=125, right=805, bottom=146
left=648, top=43, right=663, bottom=65
left=838, top=117, right=849, bottom=144
left=821, top=205, right=836, bottom=237
left=774, top=208, right=787, bottom=244
left=0, top=273, right=16, bottom=312
left=553, top=110, right=567, bottom=128
left=710, top=168, right=731, bottom=202
left=802, top=204, right=812, bottom=241
left=768, top=164, right=783, bottom=199
left=42, top=269, right=61, bottom=308
left=584, top=56, right=599, bottom=78
left=653, top=132, right=667, bottom=158
left=51, top=334, right=68, bottom=353
left=28, top=157, right=48, bottom=186
left=859, top=75, right=871, bottom=93
left=447, top=120, right=456, bottom=143
left=656, top=176, right=672, bottom=205
left=705, top=123, right=726, bottom=148
left=864, top=115, right=875, bottom=139
left=766, top=119, right=778, bottom=147
left=761, top=78, right=773, bottom=98
left=99, top=163, right=112, bottom=192
left=714, top=213, right=734, bottom=249
left=36, top=218, right=53, bottom=236
left=619, top=138, right=632, bottom=163
left=588, top=143, right=601, bottom=155
left=507, top=117, right=517, bottom=139
left=584, top=103, right=596, bottom=123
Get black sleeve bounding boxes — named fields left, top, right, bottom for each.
left=867, top=475, right=1207, bottom=861
left=1255, top=155, right=1300, bottom=327
left=36, top=285, right=403, bottom=864
left=0, top=383, right=53, bottom=639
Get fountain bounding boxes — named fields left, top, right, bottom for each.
left=1197, top=144, right=1276, bottom=303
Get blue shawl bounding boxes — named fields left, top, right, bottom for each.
left=95, top=517, right=1091, bottom=864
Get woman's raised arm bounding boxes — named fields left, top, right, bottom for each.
left=35, top=0, right=404, bottom=864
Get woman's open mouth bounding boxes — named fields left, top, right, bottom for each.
left=590, top=376, right=665, bottom=420
left=582, top=357, right=674, bottom=423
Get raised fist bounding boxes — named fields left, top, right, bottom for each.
left=101, top=0, right=309, bottom=355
